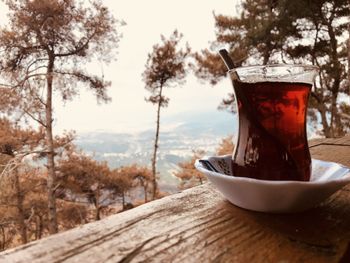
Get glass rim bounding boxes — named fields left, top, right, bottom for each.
left=228, top=63, right=319, bottom=73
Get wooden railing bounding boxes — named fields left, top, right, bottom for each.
left=1, top=136, right=350, bottom=262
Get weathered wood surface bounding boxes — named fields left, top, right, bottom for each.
left=1, top=136, right=350, bottom=263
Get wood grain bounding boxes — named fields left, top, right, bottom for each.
left=1, top=136, right=350, bottom=263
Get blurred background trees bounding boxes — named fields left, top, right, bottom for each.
left=174, top=150, right=206, bottom=189
left=194, top=0, right=350, bottom=137
left=174, top=135, right=234, bottom=189
left=57, top=150, right=112, bottom=221
left=0, top=118, right=156, bottom=250
left=0, top=0, right=123, bottom=234
left=108, top=165, right=153, bottom=209
left=0, top=166, right=47, bottom=245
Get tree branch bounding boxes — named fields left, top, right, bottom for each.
left=54, top=32, right=96, bottom=58
left=27, top=66, right=48, bottom=75
left=23, top=109, right=46, bottom=128
left=26, top=58, right=48, bottom=74
left=339, top=112, right=350, bottom=120
left=25, top=207, right=35, bottom=225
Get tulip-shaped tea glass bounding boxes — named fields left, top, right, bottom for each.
left=230, top=65, right=318, bottom=181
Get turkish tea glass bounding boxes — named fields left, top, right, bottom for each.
left=230, top=64, right=318, bottom=181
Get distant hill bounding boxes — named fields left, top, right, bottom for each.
left=76, top=110, right=235, bottom=192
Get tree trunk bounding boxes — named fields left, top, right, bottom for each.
left=13, top=169, right=27, bottom=244
left=46, top=53, right=58, bottom=234
left=199, top=177, right=203, bottom=185
left=122, top=191, right=126, bottom=210
left=329, top=93, right=339, bottom=137
left=144, top=183, right=148, bottom=203
left=151, top=86, right=163, bottom=200
left=311, top=85, right=331, bottom=138
left=326, top=17, right=341, bottom=138
left=0, top=225, right=5, bottom=251
left=320, top=108, right=332, bottom=138
left=262, top=49, right=270, bottom=65
left=35, top=215, right=43, bottom=240
left=95, top=187, right=101, bottom=221
left=315, top=97, right=331, bottom=137
left=95, top=206, right=101, bottom=221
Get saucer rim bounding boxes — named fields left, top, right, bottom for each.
left=195, top=157, right=350, bottom=186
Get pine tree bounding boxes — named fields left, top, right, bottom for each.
left=143, top=30, right=190, bottom=199
left=174, top=150, right=206, bottom=189
left=0, top=0, right=122, bottom=233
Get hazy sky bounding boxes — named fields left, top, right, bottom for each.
left=0, top=0, right=239, bottom=134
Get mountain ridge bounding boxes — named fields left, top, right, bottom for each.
left=76, top=111, right=235, bottom=191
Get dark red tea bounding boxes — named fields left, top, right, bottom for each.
left=232, top=80, right=311, bottom=181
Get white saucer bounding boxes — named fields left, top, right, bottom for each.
left=195, top=155, right=350, bottom=213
